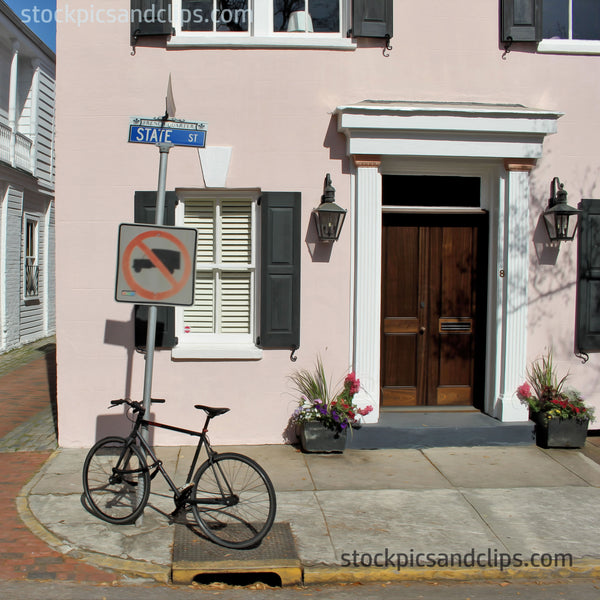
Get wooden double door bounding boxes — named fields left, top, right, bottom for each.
left=381, top=213, right=488, bottom=408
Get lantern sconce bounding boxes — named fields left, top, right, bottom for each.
left=312, top=174, right=347, bottom=242
left=543, top=177, right=580, bottom=242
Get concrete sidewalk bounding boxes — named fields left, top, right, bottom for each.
left=18, top=442, right=600, bottom=584
left=2, top=340, right=600, bottom=585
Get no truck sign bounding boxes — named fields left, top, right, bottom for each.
left=115, top=223, right=197, bottom=306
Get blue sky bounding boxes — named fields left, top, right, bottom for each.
left=5, top=0, right=56, bottom=51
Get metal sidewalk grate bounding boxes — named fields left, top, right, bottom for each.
left=171, top=522, right=302, bottom=586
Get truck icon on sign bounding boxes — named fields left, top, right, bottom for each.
left=133, top=249, right=181, bottom=274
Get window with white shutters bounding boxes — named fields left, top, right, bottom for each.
left=174, top=190, right=261, bottom=358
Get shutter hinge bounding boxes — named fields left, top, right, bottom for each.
left=383, top=34, right=392, bottom=57
left=256, top=336, right=261, bottom=346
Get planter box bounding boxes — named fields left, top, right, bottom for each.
left=532, top=414, right=589, bottom=449
left=298, top=422, right=347, bottom=453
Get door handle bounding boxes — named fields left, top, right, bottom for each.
left=419, top=326, right=426, bottom=334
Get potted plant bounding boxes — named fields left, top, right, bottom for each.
left=516, top=351, right=595, bottom=448
left=289, top=357, right=373, bottom=453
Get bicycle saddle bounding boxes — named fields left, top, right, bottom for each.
left=195, top=405, right=230, bottom=418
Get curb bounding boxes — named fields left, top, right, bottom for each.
left=303, top=561, right=600, bottom=585
left=16, top=494, right=171, bottom=583
left=16, top=450, right=170, bottom=583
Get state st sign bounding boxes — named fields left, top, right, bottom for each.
left=128, top=116, right=207, bottom=148
left=115, top=224, right=198, bottom=306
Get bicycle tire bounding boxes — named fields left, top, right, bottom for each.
left=191, top=452, right=276, bottom=549
left=82, top=436, right=150, bottom=524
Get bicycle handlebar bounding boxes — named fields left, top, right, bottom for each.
left=109, top=398, right=165, bottom=413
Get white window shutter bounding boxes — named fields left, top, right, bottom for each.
left=221, top=201, right=252, bottom=263
left=186, top=199, right=215, bottom=263
left=184, top=272, right=215, bottom=333
left=221, top=272, right=251, bottom=333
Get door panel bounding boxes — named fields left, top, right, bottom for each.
left=381, top=223, right=424, bottom=406
left=381, top=214, right=487, bottom=408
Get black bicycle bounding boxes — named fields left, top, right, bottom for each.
left=82, top=399, right=276, bottom=549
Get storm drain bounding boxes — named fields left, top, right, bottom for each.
left=171, top=522, right=302, bottom=586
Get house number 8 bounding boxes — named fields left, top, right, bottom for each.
left=499, top=269, right=505, bottom=278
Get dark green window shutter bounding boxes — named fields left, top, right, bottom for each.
left=259, top=192, right=301, bottom=351
left=134, top=190, right=177, bottom=225
left=501, top=0, right=542, bottom=42
left=576, top=199, right=600, bottom=353
left=352, top=0, right=393, bottom=39
left=133, top=191, right=177, bottom=349
left=131, top=0, right=173, bottom=40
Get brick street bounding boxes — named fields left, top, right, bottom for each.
left=0, top=339, right=119, bottom=583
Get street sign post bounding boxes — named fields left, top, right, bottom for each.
left=127, top=98, right=208, bottom=454
left=128, top=116, right=207, bottom=148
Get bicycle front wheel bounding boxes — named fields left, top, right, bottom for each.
left=191, top=453, right=276, bottom=549
left=82, top=436, right=150, bottom=524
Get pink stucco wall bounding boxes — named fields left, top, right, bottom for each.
left=55, top=1, right=600, bottom=446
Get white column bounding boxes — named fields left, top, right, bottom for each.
left=496, top=159, right=536, bottom=421
left=30, top=59, right=42, bottom=177
left=8, top=41, right=19, bottom=167
left=353, top=156, right=382, bottom=421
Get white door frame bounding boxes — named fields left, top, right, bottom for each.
left=336, top=102, right=562, bottom=423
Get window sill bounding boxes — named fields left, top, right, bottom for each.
left=538, top=39, right=600, bottom=55
left=171, top=343, right=263, bottom=360
left=168, top=35, right=356, bottom=50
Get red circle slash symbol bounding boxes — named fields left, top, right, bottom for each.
left=122, top=230, right=192, bottom=301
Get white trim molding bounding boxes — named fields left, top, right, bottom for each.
left=336, top=101, right=562, bottom=423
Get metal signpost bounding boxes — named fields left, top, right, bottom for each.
left=125, top=107, right=207, bottom=431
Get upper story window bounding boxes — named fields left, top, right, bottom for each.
left=543, top=0, right=600, bottom=41
left=501, top=0, right=600, bottom=54
left=539, top=0, right=600, bottom=53
left=171, top=0, right=353, bottom=48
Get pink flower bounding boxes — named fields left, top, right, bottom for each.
left=345, top=372, right=360, bottom=395
left=358, top=405, right=373, bottom=416
left=517, top=383, right=531, bottom=399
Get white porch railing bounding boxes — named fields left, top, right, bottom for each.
left=0, top=122, right=11, bottom=164
left=15, top=132, right=33, bottom=172
left=0, top=122, right=34, bottom=173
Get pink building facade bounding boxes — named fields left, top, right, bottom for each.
left=55, top=1, right=600, bottom=447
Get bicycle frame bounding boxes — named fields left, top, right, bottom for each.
left=119, top=406, right=233, bottom=510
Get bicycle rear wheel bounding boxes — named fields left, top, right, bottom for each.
left=191, top=452, right=276, bottom=549
left=83, top=436, right=150, bottom=524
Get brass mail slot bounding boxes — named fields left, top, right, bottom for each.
left=439, top=318, right=473, bottom=334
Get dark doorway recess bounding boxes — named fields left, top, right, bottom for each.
left=383, top=175, right=481, bottom=207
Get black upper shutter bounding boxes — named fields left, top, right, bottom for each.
left=352, top=0, right=393, bottom=39
left=501, top=0, right=542, bottom=42
left=259, top=192, right=301, bottom=351
left=133, top=191, right=177, bottom=350
left=134, top=190, right=177, bottom=225
left=576, top=199, right=600, bottom=353
left=131, top=0, right=173, bottom=39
